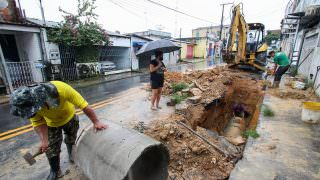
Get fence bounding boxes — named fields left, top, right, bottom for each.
left=59, top=45, right=78, bottom=81
left=5, top=61, right=43, bottom=89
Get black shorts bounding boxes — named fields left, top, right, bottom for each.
left=151, top=79, right=164, bottom=89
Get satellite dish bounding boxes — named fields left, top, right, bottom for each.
left=0, top=0, right=8, bottom=10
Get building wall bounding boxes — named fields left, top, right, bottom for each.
left=130, top=36, right=151, bottom=70
left=192, top=26, right=229, bottom=40
left=297, top=23, right=320, bottom=96
left=15, top=32, right=43, bottom=82
left=109, top=36, right=131, bottom=47
left=180, top=43, right=188, bottom=59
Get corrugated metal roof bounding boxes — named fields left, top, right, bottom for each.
left=26, top=18, right=59, bottom=28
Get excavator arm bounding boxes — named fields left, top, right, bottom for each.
left=227, top=4, right=248, bottom=64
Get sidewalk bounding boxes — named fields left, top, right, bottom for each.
left=230, top=93, right=320, bottom=179
left=0, top=86, right=175, bottom=180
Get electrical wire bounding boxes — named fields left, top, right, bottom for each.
left=117, top=0, right=210, bottom=27
left=144, top=0, right=219, bottom=25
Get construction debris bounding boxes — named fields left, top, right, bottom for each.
left=144, top=67, right=265, bottom=179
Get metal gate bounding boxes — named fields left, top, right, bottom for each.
left=6, top=61, right=34, bottom=89
left=100, top=46, right=131, bottom=70
left=59, top=45, right=78, bottom=81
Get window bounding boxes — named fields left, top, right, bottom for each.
left=196, top=31, right=200, bottom=39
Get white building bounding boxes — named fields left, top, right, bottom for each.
left=281, top=0, right=320, bottom=95
left=0, top=15, right=47, bottom=94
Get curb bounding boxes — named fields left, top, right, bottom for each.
left=71, top=72, right=149, bottom=89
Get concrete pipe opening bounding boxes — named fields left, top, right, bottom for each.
left=125, top=144, right=169, bottom=180
left=75, top=121, right=169, bottom=180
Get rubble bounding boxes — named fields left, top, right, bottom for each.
left=187, top=96, right=202, bottom=104
left=143, top=67, right=265, bottom=179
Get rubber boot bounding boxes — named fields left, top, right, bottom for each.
left=273, top=81, right=280, bottom=88
left=47, top=156, right=61, bottom=180
left=66, top=144, right=74, bottom=163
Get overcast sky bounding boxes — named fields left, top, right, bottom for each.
left=20, top=0, right=289, bottom=37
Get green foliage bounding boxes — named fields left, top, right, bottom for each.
left=75, top=46, right=100, bottom=63
left=47, top=0, right=108, bottom=62
left=243, top=129, right=260, bottom=139
left=172, top=82, right=188, bottom=93
left=265, top=32, right=280, bottom=45
left=262, top=105, right=275, bottom=117
left=171, top=93, right=188, bottom=104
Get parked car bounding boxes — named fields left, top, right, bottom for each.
left=100, top=61, right=116, bottom=73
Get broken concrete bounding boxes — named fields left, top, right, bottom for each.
left=187, top=96, right=202, bottom=104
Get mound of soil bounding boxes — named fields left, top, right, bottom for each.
left=144, top=67, right=265, bottom=179
left=144, top=114, right=234, bottom=180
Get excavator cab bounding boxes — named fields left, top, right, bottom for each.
left=224, top=4, right=268, bottom=71
left=246, top=23, right=268, bottom=68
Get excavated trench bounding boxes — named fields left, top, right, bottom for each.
left=145, top=69, right=265, bottom=179
left=187, top=77, right=264, bottom=138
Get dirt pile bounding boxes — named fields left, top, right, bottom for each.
left=144, top=114, right=234, bottom=180
left=144, top=67, right=265, bottom=179
left=268, top=87, right=319, bottom=101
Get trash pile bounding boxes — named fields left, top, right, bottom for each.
left=144, top=66, right=265, bottom=179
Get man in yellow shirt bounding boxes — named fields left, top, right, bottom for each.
left=10, top=81, right=107, bottom=180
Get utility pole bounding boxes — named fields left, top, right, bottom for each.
left=219, top=3, right=233, bottom=41
left=179, top=28, right=182, bottom=60
left=39, top=0, right=46, bottom=26
left=39, top=0, right=48, bottom=63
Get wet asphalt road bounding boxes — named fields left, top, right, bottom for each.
left=0, top=59, right=219, bottom=133
left=0, top=74, right=149, bottom=133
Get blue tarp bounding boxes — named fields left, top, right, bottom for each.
left=132, top=41, right=146, bottom=47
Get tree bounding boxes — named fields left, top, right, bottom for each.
left=48, top=0, right=108, bottom=62
left=265, top=32, right=280, bottom=46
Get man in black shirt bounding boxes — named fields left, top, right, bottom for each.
left=150, top=51, right=167, bottom=110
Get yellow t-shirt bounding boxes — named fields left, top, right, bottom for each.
left=29, top=81, right=88, bottom=127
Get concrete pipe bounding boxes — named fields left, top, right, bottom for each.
left=75, top=121, right=169, bottom=180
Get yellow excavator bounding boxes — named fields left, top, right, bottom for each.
left=224, top=4, right=268, bottom=71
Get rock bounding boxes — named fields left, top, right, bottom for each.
left=167, top=101, right=176, bottom=106
left=190, top=146, right=205, bottom=155
left=160, top=131, right=169, bottom=140
left=208, top=77, right=214, bottom=82
left=167, top=97, right=177, bottom=106
left=164, top=124, right=171, bottom=129
left=190, top=88, right=202, bottom=96
left=182, top=88, right=190, bottom=93
left=188, top=96, right=202, bottom=104
left=188, top=82, right=195, bottom=88
left=211, top=158, right=217, bottom=164
left=226, top=136, right=246, bottom=146
left=175, top=101, right=188, bottom=114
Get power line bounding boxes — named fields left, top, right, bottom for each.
left=144, top=0, right=219, bottom=25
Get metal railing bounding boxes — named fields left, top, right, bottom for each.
left=6, top=61, right=35, bottom=89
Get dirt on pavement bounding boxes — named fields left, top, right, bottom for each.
left=144, top=66, right=265, bottom=179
